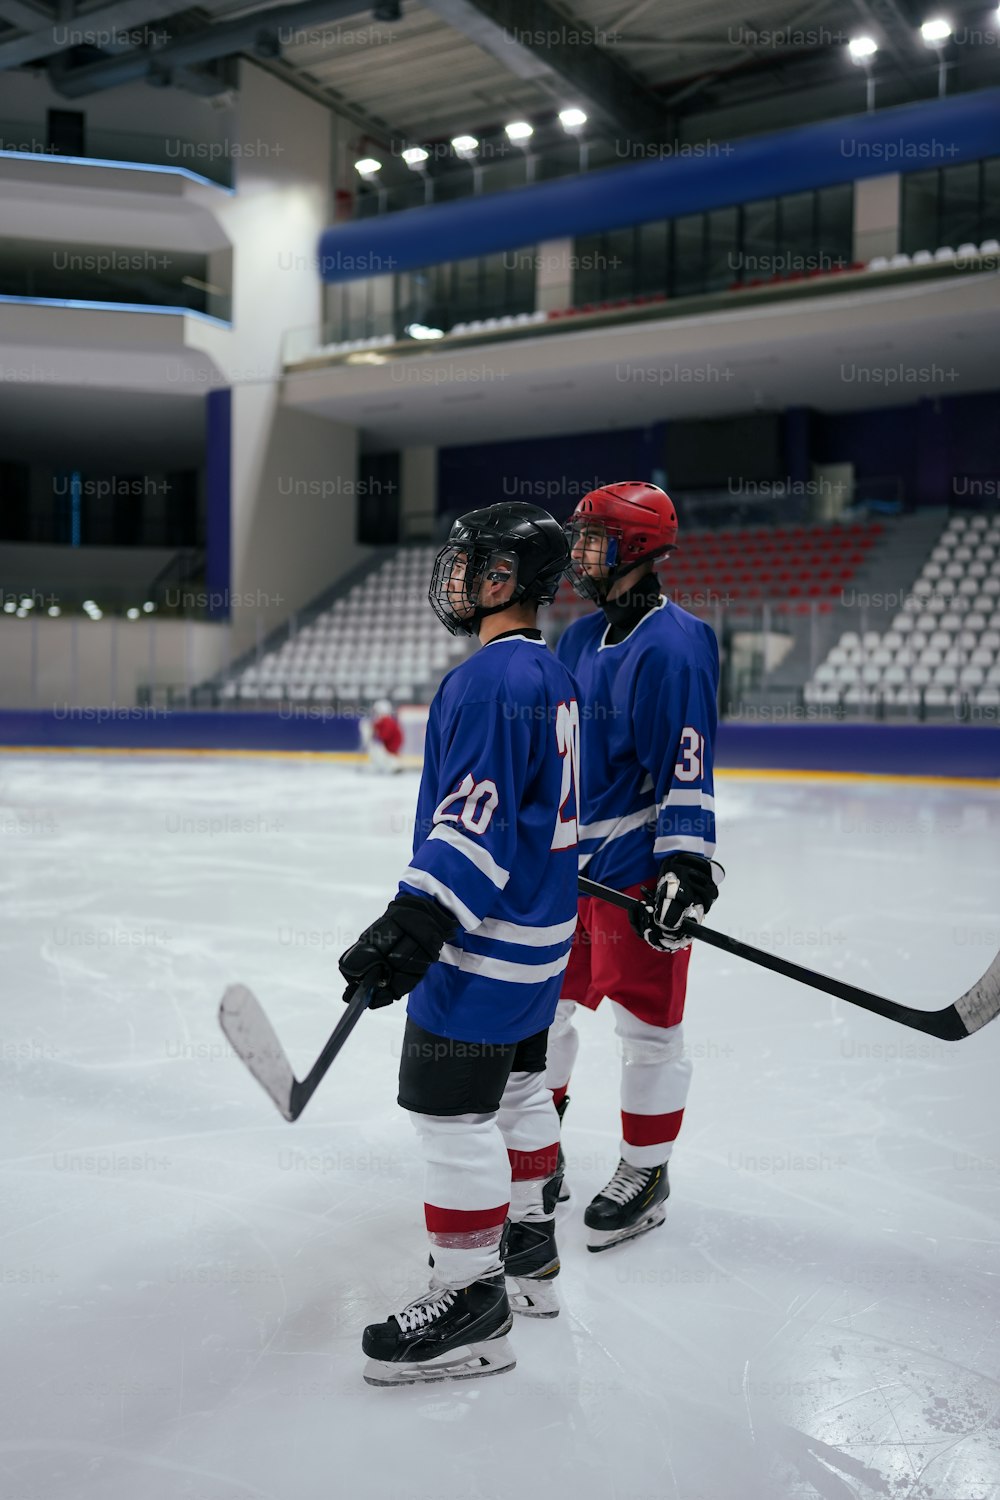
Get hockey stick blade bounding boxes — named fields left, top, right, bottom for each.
left=219, top=980, right=374, bottom=1121
left=578, top=875, right=1000, bottom=1042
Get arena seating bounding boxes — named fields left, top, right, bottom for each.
left=551, top=519, right=883, bottom=623
left=218, top=518, right=894, bottom=708
left=804, top=514, right=1000, bottom=713
left=219, top=546, right=472, bottom=706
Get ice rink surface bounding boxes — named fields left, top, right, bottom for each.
left=2, top=750, right=999, bottom=1500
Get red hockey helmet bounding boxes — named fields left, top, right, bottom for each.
left=565, top=481, right=678, bottom=602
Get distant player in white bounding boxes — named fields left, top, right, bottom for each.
left=359, top=698, right=404, bottom=774
left=339, top=502, right=581, bottom=1386
left=548, top=482, right=724, bottom=1251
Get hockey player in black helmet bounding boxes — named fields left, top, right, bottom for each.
left=427, top=502, right=570, bottom=637
left=339, top=501, right=583, bottom=1385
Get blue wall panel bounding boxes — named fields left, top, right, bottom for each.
left=0, top=710, right=360, bottom=753
left=438, top=423, right=666, bottom=520
left=716, top=722, right=1000, bottom=779
left=0, top=713, right=996, bottom=780
left=320, top=90, right=1000, bottom=282
left=204, top=388, right=232, bottom=620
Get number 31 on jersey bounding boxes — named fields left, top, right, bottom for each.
left=551, top=700, right=581, bottom=850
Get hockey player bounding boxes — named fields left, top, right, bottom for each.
left=360, top=697, right=405, bottom=773
left=547, top=481, right=723, bottom=1251
left=338, top=502, right=581, bottom=1386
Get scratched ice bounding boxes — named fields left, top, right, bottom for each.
left=1, top=753, right=999, bottom=1500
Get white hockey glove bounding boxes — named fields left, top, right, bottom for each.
left=629, top=854, right=725, bottom=953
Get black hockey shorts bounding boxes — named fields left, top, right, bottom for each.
left=397, top=1018, right=548, bottom=1117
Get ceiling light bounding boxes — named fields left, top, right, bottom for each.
left=848, top=35, right=878, bottom=58
left=451, top=135, right=478, bottom=157
left=354, top=157, right=382, bottom=176
left=920, top=17, right=952, bottom=41
left=126, top=607, right=140, bottom=619
left=48, top=605, right=60, bottom=617
left=143, top=601, right=155, bottom=613
left=505, top=121, right=533, bottom=142
left=402, top=146, right=429, bottom=167
left=405, top=323, right=445, bottom=340
left=559, top=108, right=587, bottom=130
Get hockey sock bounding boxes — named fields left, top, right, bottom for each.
left=410, top=1110, right=511, bottom=1288
left=611, top=1002, right=692, bottom=1169
left=497, top=1069, right=559, bottom=1221
left=544, top=1000, right=579, bottom=1105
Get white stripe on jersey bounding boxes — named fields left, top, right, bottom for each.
left=426, top=824, right=510, bottom=889
left=659, top=790, right=716, bottom=812
left=476, top=914, right=579, bottom=947
left=400, top=867, right=482, bottom=931
left=579, top=804, right=656, bottom=843
left=653, top=834, right=717, bottom=858
left=439, top=943, right=572, bottom=985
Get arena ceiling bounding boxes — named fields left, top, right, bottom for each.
left=1, top=0, right=996, bottom=157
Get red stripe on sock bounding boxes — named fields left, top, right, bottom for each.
left=424, top=1203, right=509, bottom=1234
left=508, top=1144, right=559, bottom=1181
left=621, top=1108, right=684, bottom=1148
left=551, top=1084, right=569, bottom=1107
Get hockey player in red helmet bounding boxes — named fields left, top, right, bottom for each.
left=547, top=481, right=724, bottom=1251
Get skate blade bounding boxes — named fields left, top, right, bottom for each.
left=363, top=1334, right=516, bottom=1387
left=585, top=1203, right=667, bottom=1254
left=507, top=1275, right=560, bottom=1318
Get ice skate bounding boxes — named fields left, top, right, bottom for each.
left=502, top=1217, right=560, bottom=1318
left=362, top=1272, right=515, bottom=1386
left=584, top=1160, right=669, bottom=1252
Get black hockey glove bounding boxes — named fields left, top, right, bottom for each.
left=338, top=894, right=458, bottom=1007
left=629, top=854, right=725, bottom=954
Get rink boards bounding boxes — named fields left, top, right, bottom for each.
left=0, top=707, right=997, bottom=783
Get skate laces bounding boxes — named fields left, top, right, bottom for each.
left=394, top=1287, right=456, bottom=1333
left=601, top=1160, right=650, bottom=1206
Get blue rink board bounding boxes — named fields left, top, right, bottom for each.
left=0, top=711, right=997, bottom=780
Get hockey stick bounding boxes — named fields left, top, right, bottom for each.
left=578, top=875, right=1000, bottom=1042
left=219, top=979, right=375, bottom=1121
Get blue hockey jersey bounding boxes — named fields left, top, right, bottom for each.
left=555, top=597, right=719, bottom=890
left=398, top=633, right=581, bottom=1044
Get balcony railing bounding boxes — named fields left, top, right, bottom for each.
left=0, top=119, right=234, bottom=189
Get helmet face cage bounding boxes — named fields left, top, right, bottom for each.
left=428, top=542, right=520, bottom=636
left=564, top=517, right=624, bottom=603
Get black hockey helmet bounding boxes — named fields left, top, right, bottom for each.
left=428, top=502, right=570, bottom=637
